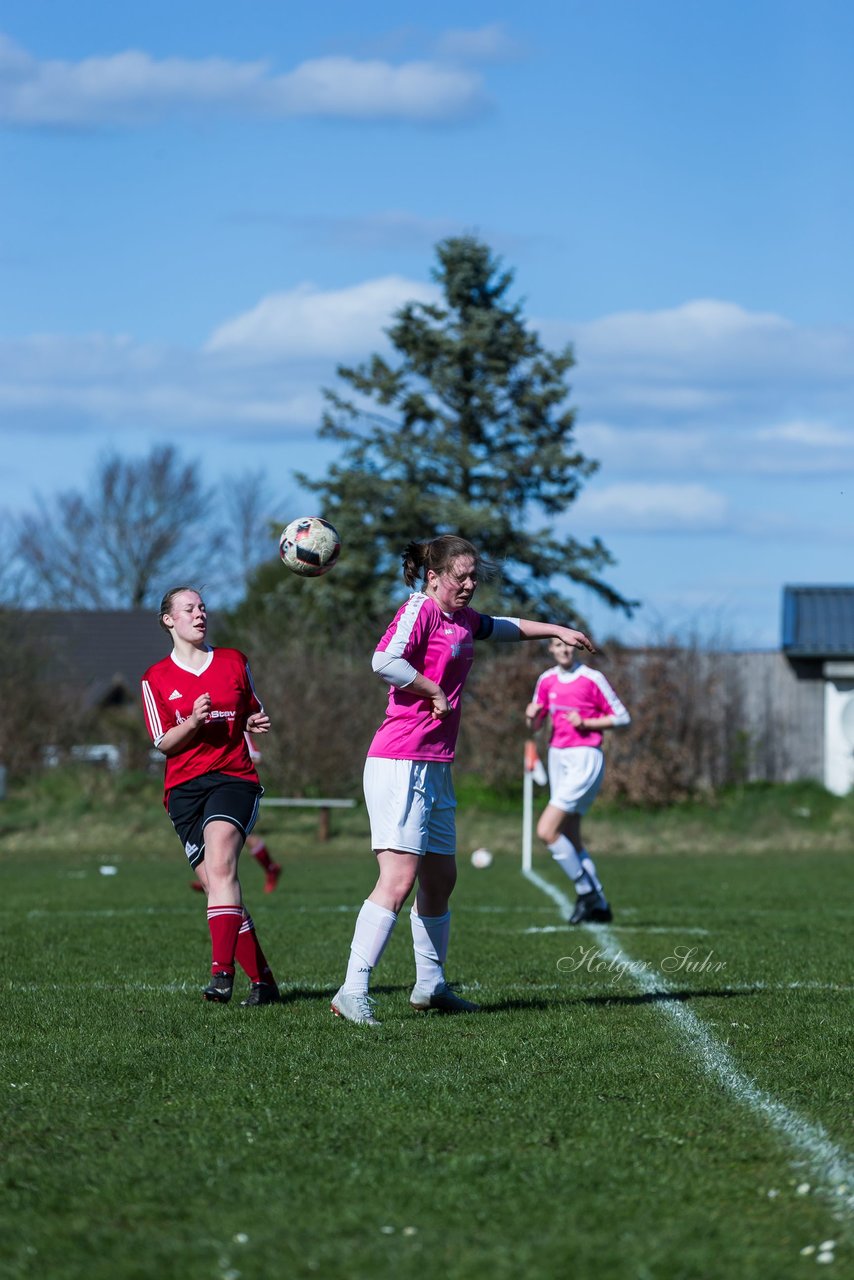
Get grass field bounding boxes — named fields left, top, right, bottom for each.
left=2, top=772, right=853, bottom=1280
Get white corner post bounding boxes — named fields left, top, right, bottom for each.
left=522, top=741, right=535, bottom=872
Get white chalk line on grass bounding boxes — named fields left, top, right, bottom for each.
left=14, top=903, right=558, bottom=921
left=23, top=907, right=196, bottom=920
left=18, top=905, right=363, bottom=921
left=524, top=924, right=710, bottom=936
left=4, top=979, right=338, bottom=995
left=8, top=977, right=853, bottom=999
left=523, top=866, right=854, bottom=1223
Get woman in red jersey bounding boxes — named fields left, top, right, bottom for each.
left=141, top=586, right=279, bottom=1006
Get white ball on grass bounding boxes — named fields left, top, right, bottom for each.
left=470, top=847, right=493, bottom=869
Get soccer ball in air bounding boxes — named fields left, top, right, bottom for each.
left=470, top=847, right=493, bottom=870
left=279, top=516, right=341, bottom=577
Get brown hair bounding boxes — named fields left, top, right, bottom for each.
left=401, top=535, right=487, bottom=587
left=158, top=585, right=203, bottom=633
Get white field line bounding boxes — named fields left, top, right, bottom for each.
left=524, top=924, right=710, bottom=936
left=523, top=867, right=854, bottom=1222
left=17, top=905, right=364, bottom=921
left=23, top=907, right=195, bottom=919
left=4, top=979, right=334, bottom=994
left=7, top=977, right=854, bottom=999
left=13, top=903, right=558, bottom=921
left=467, top=980, right=854, bottom=996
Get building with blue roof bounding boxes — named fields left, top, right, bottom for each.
left=782, top=586, right=854, bottom=658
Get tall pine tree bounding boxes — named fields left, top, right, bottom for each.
left=247, top=236, right=634, bottom=641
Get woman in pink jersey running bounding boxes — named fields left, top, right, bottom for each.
left=330, top=535, right=594, bottom=1026
left=526, top=637, right=631, bottom=924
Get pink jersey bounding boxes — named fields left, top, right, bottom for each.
left=532, top=663, right=629, bottom=749
left=368, top=593, right=493, bottom=762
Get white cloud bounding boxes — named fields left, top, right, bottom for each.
left=571, top=299, right=796, bottom=394
left=274, top=57, right=484, bottom=121
left=576, top=420, right=720, bottom=474
left=756, top=420, right=854, bottom=448
left=238, top=209, right=465, bottom=252
left=1, top=290, right=852, bottom=504
left=0, top=275, right=446, bottom=435
left=0, top=332, right=327, bottom=431
left=581, top=298, right=791, bottom=359
left=0, top=273, right=443, bottom=433
left=227, top=207, right=538, bottom=260
left=435, top=24, right=522, bottom=62
left=600, top=384, right=726, bottom=412
left=538, top=299, right=854, bottom=446
left=575, top=482, right=729, bottom=532
left=205, top=276, right=441, bottom=360
left=577, top=412, right=854, bottom=480
left=0, top=33, right=486, bottom=126
left=546, top=299, right=854, bottom=402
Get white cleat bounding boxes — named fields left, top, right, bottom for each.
left=330, top=988, right=381, bottom=1026
left=410, top=983, right=480, bottom=1014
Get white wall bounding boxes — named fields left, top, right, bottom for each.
left=823, top=678, right=854, bottom=796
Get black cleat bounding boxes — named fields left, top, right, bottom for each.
left=203, top=971, right=234, bottom=1003
left=569, top=891, right=613, bottom=925
left=240, top=982, right=283, bottom=1007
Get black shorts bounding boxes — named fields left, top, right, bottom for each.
left=167, top=772, right=264, bottom=868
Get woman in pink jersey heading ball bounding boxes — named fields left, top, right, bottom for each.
left=330, top=534, right=594, bottom=1026
left=525, top=637, right=631, bottom=924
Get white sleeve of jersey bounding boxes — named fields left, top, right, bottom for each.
left=141, top=679, right=166, bottom=747
left=372, top=649, right=418, bottom=688
left=588, top=669, right=631, bottom=726
left=483, top=616, right=522, bottom=641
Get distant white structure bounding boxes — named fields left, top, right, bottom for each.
left=782, top=586, right=854, bottom=796
left=823, top=676, right=854, bottom=795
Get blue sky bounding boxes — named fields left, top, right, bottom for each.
left=1, top=0, right=852, bottom=645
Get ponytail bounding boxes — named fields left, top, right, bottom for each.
left=402, top=540, right=430, bottom=587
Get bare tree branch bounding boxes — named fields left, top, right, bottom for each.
left=15, top=445, right=221, bottom=608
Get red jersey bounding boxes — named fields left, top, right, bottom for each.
left=141, top=647, right=262, bottom=799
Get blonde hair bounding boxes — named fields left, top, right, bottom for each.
left=158, top=585, right=202, bottom=633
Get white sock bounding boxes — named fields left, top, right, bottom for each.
left=410, top=907, right=450, bottom=993
left=343, top=899, right=397, bottom=995
left=548, top=836, right=594, bottom=894
left=580, top=852, right=604, bottom=895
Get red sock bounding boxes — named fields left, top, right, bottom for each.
left=250, top=841, right=274, bottom=872
left=206, top=905, right=243, bottom=976
left=235, top=911, right=276, bottom=987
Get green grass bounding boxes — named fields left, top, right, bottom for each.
left=2, top=772, right=853, bottom=1279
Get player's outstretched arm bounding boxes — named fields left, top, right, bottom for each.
left=517, top=620, right=595, bottom=651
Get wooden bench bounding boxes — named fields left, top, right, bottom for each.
left=260, top=796, right=356, bottom=841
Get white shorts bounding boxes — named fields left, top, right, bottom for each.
left=547, top=746, right=605, bottom=815
left=363, top=757, right=457, bottom=856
